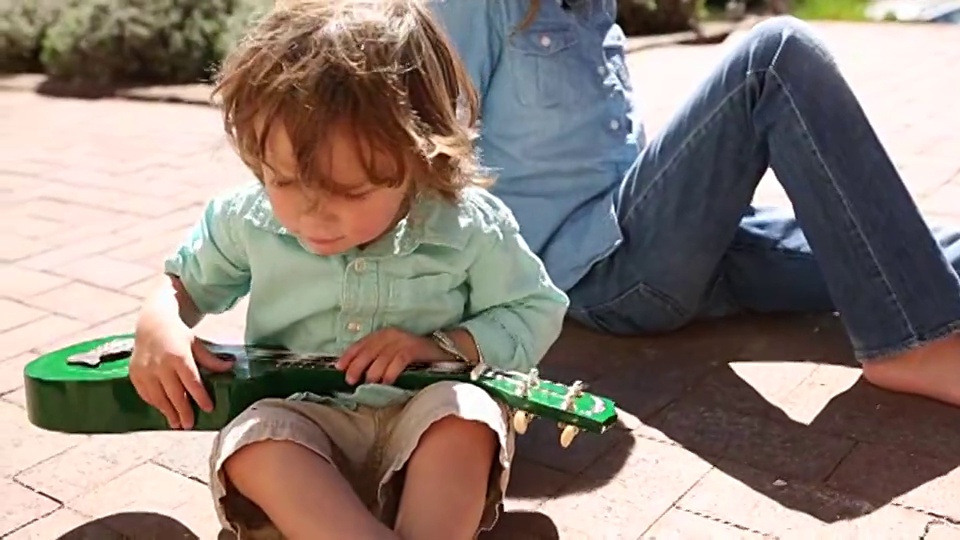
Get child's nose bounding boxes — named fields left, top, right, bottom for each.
left=299, top=202, right=339, bottom=228
left=299, top=193, right=332, bottom=217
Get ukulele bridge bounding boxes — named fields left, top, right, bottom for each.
left=66, top=338, right=136, bottom=367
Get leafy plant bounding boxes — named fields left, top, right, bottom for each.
left=39, top=0, right=233, bottom=86
left=0, top=0, right=62, bottom=73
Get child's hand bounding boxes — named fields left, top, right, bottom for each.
left=336, top=327, right=449, bottom=385
left=128, top=316, right=234, bottom=430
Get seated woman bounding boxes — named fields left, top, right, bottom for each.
left=428, top=0, right=960, bottom=407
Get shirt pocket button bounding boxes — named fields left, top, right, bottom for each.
left=508, top=26, right=581, bottom=108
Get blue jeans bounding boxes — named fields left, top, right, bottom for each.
left=566, top=17, right=960, bottom=361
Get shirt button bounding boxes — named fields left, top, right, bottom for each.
left=597, top=65, right=606, bottom=75
left=347, top=321, right=361, bottom=332
left=352, top=259, right=366, bottom=272
left=539, top=35, right=552, bottom=47
left=609, top=119, right=620, bottom=130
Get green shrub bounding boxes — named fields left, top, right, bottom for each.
left=215, top=0, right=272, bottom=63
left=0, top=0, right=62, bottom=73
left=618, top=0, right=707, bottom=35
left=39, top=0, right=234, bottom=86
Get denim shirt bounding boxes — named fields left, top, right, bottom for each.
left=164, top=182, right=569, bottom=408
left=429, top=0, right=644, bottom=291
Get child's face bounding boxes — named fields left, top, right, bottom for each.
left=260, top=124, right=411, bottom=256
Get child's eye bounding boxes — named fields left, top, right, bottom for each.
left=271, top=178, right=295, bottom=188
left=342, top=190, right=373, bottom=201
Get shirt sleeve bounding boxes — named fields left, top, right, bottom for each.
left=427, top=0, right=506, bottom=98
left=456, top=199, right=570, bottom=373
left=163, top=196, right=251, bottom=315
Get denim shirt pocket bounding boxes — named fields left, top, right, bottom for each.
left=507, top=24, right=583, bottom=108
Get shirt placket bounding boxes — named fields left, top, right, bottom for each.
left=338, top=256, right=380, bottom=345
left=561, top=1, right=635, bottom=140
left=594, top=5, right=634, bottom=139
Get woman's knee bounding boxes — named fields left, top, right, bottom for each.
left=738, top=15, right=837, bottom=73
left=748, top=15, right=817, bottom=45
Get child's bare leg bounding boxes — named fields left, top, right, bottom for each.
left=393, top=416, right=498, bottom=540
left=861, top=333, right=960, bottom=406
left=225, top=440, right=398, bottom=540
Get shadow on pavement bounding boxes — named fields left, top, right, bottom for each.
left=55, top=511, right=199, bottom=539
left=543, top=312, right=960, bottom=523
left=53, top=509, right=561, bottom=539
left=484, top=329, right=641, bottom=505
left=478, top=510, right=560, bottom=539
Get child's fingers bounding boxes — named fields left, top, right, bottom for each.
left=193, top=339, right=234, bottom=373
left=337, top=328, right=403, bottom=370
left=335, top=338, right=365, bottom=370
left=140, top=377, right=180, bottom=429
left=379, top=354, right=410, bottom=385
left=362, top=352, right=395, bottom=384
left=343, top=347, right=378, bottom=385
left=339, top=334, right=392, bottom=384
left=129, top=350, right=182, bottom=428
left=348, top=360, right=374, bottom=385
left=174, top=352, right=214, bottom=414
left=159, top=368, right=194, bottom=429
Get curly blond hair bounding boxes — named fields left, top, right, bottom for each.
left=213, top=0, right=490, bottom=200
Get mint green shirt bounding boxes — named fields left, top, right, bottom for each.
left=164, top=182, right=569, bottom=408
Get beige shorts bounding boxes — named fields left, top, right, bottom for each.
left=208, top=380, right=515, bottom=539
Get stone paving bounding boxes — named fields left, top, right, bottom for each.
left=2, top=20, right=960, bottom=540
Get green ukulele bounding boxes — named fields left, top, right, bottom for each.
left=24, top=334, right=618, bottom=447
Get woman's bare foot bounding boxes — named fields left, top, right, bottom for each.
left=861, top=333, right=960, bottom=407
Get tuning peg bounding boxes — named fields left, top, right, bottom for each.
left=559, top=424, right=580, bottom=448
left=517, top=367, right=540, bottom=398
left=513, top=409, right=534, bottom=434
left=560, top=380, right=584, bottom=410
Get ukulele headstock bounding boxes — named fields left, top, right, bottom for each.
left=469, top=363, right=617, bottom=447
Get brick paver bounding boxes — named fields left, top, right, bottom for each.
left=3, top=21, right=960, bottom=539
